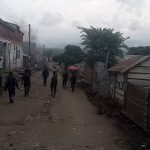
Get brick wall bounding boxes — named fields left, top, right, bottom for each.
left=0, top=24, right=23, bottom=43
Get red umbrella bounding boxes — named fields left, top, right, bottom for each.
left=67, top=65, right=79, bottom=71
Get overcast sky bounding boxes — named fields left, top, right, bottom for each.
left=0, top=0, right=150, bottom=48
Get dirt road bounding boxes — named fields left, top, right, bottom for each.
left=0, top=72, right=130, bottom=150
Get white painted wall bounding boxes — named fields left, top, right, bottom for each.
left=0, top=37, right=23, bottom=69
left=15, top=43, right=23, bottom=68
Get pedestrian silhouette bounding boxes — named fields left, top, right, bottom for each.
left=51, top=71, right=57, bottom=98
left=25, top=66, right=31, bottom=77
left=22, top=70, right=31, bottom=96
left=62, top=71, right=68, bottom=88
left=34, top=63, right=37, bottom=72
left=5, top=71, right=18, bottom=103
left=42, top=67, right=49, bottom=86
left=70, top=72, right=77, bottom=92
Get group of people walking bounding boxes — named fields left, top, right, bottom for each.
left=4, top=66, right=78, bottom=103
left=62, top=71, right=77, bottom=92
left=5, top=67, right=31, bottom=103
left=42, top=67, right=78, bottom=97
left=42, top=67, right=57, bottom=98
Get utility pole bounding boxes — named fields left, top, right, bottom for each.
left=28, top=24, right=31, bottom=65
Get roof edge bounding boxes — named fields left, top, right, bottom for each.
left=108, top=56, right=150, bottom=74
left=120, top=56, right=150, bottom=73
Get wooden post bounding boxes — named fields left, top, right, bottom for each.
left=105, top=50, right=110, bottom=70
left=124, top=73, right=128, bottom=110
left=113, top=73, right=117, bottom=100
left=28, top=24, right=31, bottom=66
left=146, top=89, right=150, bottom=134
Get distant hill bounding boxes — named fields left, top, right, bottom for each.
left=37, top=47, right=65, bottom=56
left=51, top=48, right=65, bottom=55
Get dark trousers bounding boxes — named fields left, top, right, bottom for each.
left=8, top=90, right=15, bottom=103
left=43, top=77, right=47, bottom=86
left=51, top=84, right=57, bottom=97
left=71, top=82, right=76, bottom=92
left=62, top=79, right=67, bottom=88
left=24, top=85, right=30, bottom=96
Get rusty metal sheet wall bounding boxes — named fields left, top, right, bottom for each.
left=79, top=67, right=92, bottom=84
left=126, top=82, right=149, bottom=132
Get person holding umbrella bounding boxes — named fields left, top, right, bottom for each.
left=70, top=71, right=77, bottom=92
left=67, top=65, right=79, bottom=92
left=67, top=65, right=79, bottom=71
left=62, top=70, right=68, bottom=88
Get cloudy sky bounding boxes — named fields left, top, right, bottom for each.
left=0, top=0, right=150, bottom=48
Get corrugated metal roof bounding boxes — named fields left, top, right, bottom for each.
left=0, top=18, right=23, bottom=34
left=108, top=55, right=150, bottom=74
left=0, top=18, right=15, bottom=31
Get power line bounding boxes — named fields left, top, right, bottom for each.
left=0, top=0, right=51, bottom=48
left=0, top=0, right=19, bottom=23
left=0, top=10, right=16, bottom=23
left=0, top=0, right=17, bottom=14
left=0, top=8, right=16, bottom=23
left=0, top=0, right=18, bottom=19
left=0, top=10, right=11, bottom=21
left=0, top=4, right=14, bottom=19
left=29, top=24, right=31, bottom=58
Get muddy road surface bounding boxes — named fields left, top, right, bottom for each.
left=0, top=72, right=131, bottom=150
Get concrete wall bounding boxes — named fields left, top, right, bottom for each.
left=0, top=37, right=23, bottom=69
left=15, top=43, right=23, bottom=68
left=0, top=19, right=23, bottom=69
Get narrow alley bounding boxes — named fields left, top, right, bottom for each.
left=0, top=72, right=130, bottom=150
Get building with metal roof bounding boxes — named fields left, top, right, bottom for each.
left=108, top=55, right=150, bottom=106
left=108, top=55, right=150, bottom=134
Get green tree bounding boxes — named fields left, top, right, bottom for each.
left=78, top=26, right=129, bottom=69
left=53, top=45, right=84, bottom=66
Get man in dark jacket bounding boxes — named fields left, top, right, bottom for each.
left=25, top=67, right=31, bottom=77
left=62, top=71, right=68, bottom=88
left=51, top=71, right=57, bottom=98
left=5, top=71, right=18, bottom=103
left=70, top=72, right=77, bottom=92
left=0, top=73, right=2, bottom=87
left=22, top=70, right=31, bottom=96
left=42, top=67, right=49, bottom=86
